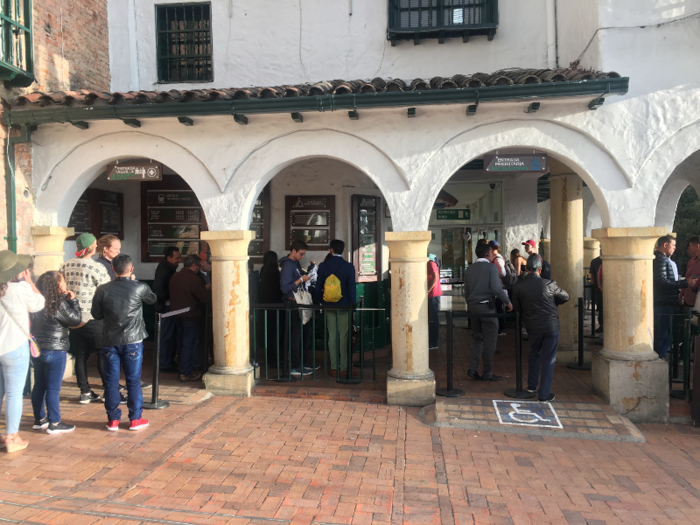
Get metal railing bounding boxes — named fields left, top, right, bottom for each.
left=658, top=308, right=697, bottom=401
left=250, top=303, right=386, bottom=383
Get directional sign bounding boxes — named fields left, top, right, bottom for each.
left=107, top=162, right=162, bottom=181
left=484, top=154, right=548, bottom=173
left=436, top=209, right=471, bottom=221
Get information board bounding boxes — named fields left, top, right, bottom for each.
left=436, top=209, right=471, bottom=221
left=484, top=154, right=548, bottom=173
left=285, top=195, right=335, bottom=250
left=353, top=195, right=381, bottom=283
left=67, top=189, right=124, bottom=241
left=248, top=184, right=271, bottom=262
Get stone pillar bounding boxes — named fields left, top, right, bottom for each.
left=584, top=237, right=600, bottom=278
left=385, top=232, right=435, bottom=406
left=31, top=226, right=74, bottom=276
left=541, top=239, right=551, bottom=262
left=549, top=175, right=584, bottom=361
left=591, top=227, right=668, bottom=423
left=200, top=230, right=256, bottom=396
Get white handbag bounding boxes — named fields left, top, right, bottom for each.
left=293, top=289, right=313, bottom=325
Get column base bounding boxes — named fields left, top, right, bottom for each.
left=203, top=366, right=256, bottom=397
left=387, top=375, right=436, bottom=407
left=592, top=352, right=669, bottom=423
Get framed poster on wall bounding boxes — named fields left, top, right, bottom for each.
left=352, top=195, right=381, bottom=283
left=67, top=189, right=124, bottom=241
left=285, top=196, right=335, bottom=250
left=248, top=184, right=271, bottom=263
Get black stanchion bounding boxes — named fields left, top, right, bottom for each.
left=504, top=312, right=536, bottom=399
left=274, top=301, right=296, bottom=382
left=568, top=297, right=591, bottom=370
left=144, top=310, right=173, bottom=410
left=436, top=311, right=464, bottom=397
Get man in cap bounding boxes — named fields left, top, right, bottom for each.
left=512, top=254, right=569, bottom=402
left=60, top=233, right=112, bottom=404
left=522, top=240, right=551, bottom=280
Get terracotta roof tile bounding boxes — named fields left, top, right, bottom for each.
left=7, top=68, right=622, bottom=110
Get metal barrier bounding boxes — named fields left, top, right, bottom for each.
left=250, top=303, right=386, bottom=383
left=437, top=310, right=534, bottom=399
left=567, top=298, right=591, bottom=370
left=660, top=308, right=696, bottom=401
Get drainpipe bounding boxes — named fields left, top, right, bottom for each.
left=546, top=0, right=559, bottom=69
left=3, top=125, right=32, bottom=253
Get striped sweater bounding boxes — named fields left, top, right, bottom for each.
left=60, top=257, right=111, bottom=323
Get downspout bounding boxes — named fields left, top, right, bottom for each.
left=4, top=125, right=31, bottom=253
left=546, top=0, right=559, bottom=68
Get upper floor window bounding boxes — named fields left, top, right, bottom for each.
left=156, top=3, right=213, bottom=83
left=0, top=0, right=34, bottom=87
left=388, top=0, right=498, bottom=45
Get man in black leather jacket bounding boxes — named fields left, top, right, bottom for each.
left=151, top=246, right=180, bottom=373
left=92, top=254, right=157, bottom=432
left=512, top=255, right=569, bottom=402
left=653, top=235, right=697, bottom=359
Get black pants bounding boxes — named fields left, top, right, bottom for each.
left=594, top=289, right=604, bottom=329
left=71, top=320, right=105, bottom=394
left=285, top=301, right=312, bottom=370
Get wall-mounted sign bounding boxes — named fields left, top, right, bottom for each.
left=285, top=195, right=335, bottom=250
left=147, top=190, right=198, bottom=206
left=67, top=189, right=124, bottom=241
left=436, top=209, right=471, bottom=221
left=107, top=162, right=163, bottom=181
left=484, top=154, right=548, bottom=173
left=148, top=208, right=201, bottom=223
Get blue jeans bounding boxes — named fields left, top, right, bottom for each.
left=654, top=305, right=674, bottom=359
left=527, top=331, right=559, bottom=400
left=158, top=308, right=177, bottom=370
left=0, top=342, right=30, bottom=434
left=176, top=318, right=200, bottom=376
left=31, top=350, right=67, bottom=424
left=102, top=343, right=144, bottom=422
left=428, top=296, right=440, bottom=348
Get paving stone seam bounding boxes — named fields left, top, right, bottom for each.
left=390, top=406, right=406, bottom=525
left=645, top=452, right=700, bottom=502
left=431, top=427, right=456, bottom=525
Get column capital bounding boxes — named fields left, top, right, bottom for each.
left=31, top=226, right=74, bottom=276
left=32, top=226, right=75, bottom=238
left=592, top=227, right=667, bottom=240
left=201, top=230, right=255, bottom=258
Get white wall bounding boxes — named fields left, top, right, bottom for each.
left=109, top=0, right=550, bottom=92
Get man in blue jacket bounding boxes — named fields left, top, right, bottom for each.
left=279, top=240, right=313, bottom=376
left=314, top=240, right=357, bottom=378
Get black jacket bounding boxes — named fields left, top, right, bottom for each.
left=512, top=273, right=569, bottom=334
left=91, top=278, right=158, bottom=346
left=258, top=263, right=283, bottom=304
left=30, top=297, right=82, bottom=351
left=653, top=251, right=687, bottom=306
left=152, top=259, right=178, bottom=312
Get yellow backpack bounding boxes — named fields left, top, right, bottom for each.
left=323, top=274, right=343, bottom=302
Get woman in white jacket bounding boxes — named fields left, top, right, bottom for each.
left=0, top=251, right=45, bottom=452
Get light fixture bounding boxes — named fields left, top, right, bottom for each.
left=588, top=97, right=605, bottom=110
left=348, top=110, right=359, bottom=120
left=407, top=107, right=416, bottom=118
left=466, top=104, right=478, bottom=117
left=525, top=102, right=540, bottom=114
left=234, top=114, right=248, bottom=125
left=291, top=112, right=303, bottom=123
left=123, top=119, right=141, bottom=128
left=178, top=117, right=194, bottom=126
left=70, top=121, right=89, bottom=130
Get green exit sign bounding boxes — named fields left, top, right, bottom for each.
left=436, top=209, right=471, bottom=221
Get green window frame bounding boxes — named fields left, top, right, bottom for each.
left=156, top=2, right=213, bottom=83
left=0, top=0, right=33, bottom=87
left=388, top=0, right=498, bottom=44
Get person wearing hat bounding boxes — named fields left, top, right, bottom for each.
left=427, top=254, right=442, bottom=350
left=522, top=240, right=551, bottom=280
left=60, top=233, right=112, bottom=404
left=511, top=254, right=569, bottom=402
left=0, top=250, right=45, bottom=452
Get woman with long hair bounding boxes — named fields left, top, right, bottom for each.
left=30, top=272, right=82, bottom=434
left=510, top=249, right=528, bottom=277
left=0, top=251, right=45, bottom=452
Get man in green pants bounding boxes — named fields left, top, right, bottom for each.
left=314, top=240, right=357, bottom=378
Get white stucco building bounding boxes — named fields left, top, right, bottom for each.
left=5, top=0, right=700, bottom=422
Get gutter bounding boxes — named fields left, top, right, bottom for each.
left=3, top=125, right=31, bottom=252
left=3, top=77, right=628, bottom=127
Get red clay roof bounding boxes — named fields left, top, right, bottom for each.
left=8, top=68, right=621, bottom=109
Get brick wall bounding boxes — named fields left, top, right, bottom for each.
left=0, top=0, right=110, bottom=253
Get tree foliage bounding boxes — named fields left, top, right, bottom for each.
left=672, top=185, right=700, bottom=274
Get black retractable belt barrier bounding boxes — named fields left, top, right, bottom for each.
left=504, top=312, right=536, bottom=399
left=436, top=311, right=465, bottom=397
left=143, top=306, right=189, bottom=410
left=568, top=297, right=591, bottom=370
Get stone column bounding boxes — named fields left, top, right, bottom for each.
left=385, top=232, right=435, bottom=406
left=200, top=230, right=256, bottom=396
left=584, top=237, right=601, bottom=278
left=541, top=239, right=551, bottom=262
left=549, top=175, right=584, bottom=361
left=591, top=227, right=668, bottom=423
left=31, top=226, right=74, bottom=276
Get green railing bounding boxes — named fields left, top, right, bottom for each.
left=657, top=308, right=698, bottom=401
left=250, top=304, right=386, bottom=383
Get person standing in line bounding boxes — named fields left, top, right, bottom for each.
left=258, top=251, right=283, bottom=363
left=169, top=255, right=211, bottom=382
left=653, top=235, right=696, bottom=359
left=305, top=261, right=318, bottom=297
left=682, top=236, right=700, bottom=308
left=91, top=254, right=157, bottom=431
left=152, top=246, right=180, bottom=374
left=0, top=251, right=45, bottom=452
left=280, top=240, right=314, bottom=377
left=30, top=271, right=82, bottom=434
left=95, top=235, right=121, bottom=280
left=427, top=254, right=442, bottom=350
left=589, top=252, right=604, bottom=333
left=60, top=233, right=111, bottom=404
left=314, top=240, right=357, bottom=378
left=489, top=241, right=508, bottom=336
left=510, top=249, right=528, bottom=277
left=522, top=240, right=551, bottom=280
left=463, top=243, right=512, bottom=381
left=512, top=255, right=570, bottom=402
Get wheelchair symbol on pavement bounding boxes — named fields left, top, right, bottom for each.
left=493, top=399, right=563, bottom=429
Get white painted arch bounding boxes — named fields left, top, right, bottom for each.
left=406, top=119, right=629, bottom=231
left=225, top=129, right=410, bottom=231
left=34, top=131, right=222, bottom=228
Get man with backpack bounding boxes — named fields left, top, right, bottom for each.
left=314, top=240, right=357, bottom=378
left=489, top=241, right=516, bottom=335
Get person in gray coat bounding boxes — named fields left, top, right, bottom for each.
left=464, top=243, right=512, bottom=381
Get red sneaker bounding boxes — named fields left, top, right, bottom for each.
left=106, top=420, right=120, bottom=432
left=129, top=418, right=149, bottom=431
